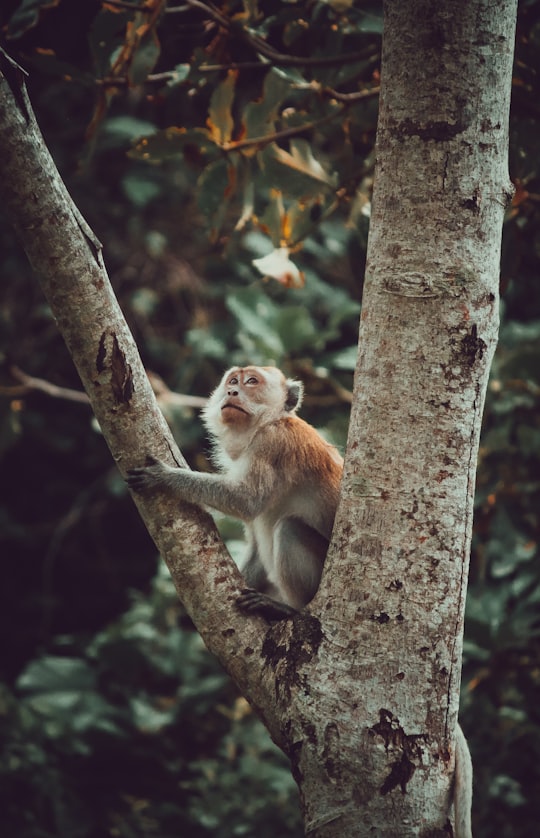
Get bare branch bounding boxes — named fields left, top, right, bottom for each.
left=0, top=366, right=208, bottom=410
left=1, top=366, right=91, bottom=404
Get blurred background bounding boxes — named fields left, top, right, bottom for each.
left=0, top=1, right=539, bottom=835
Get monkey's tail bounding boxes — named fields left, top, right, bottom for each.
left=453, top=724, right=473, bottom=838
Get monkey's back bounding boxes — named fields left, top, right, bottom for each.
left=248, top=415, right=343, bottom=538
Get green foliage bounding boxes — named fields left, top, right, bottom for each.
left=9, top=0, right=380, bottom=269
left=1, top=566, right=301, bottom=838
left=6, top=0, right=60, bottom=39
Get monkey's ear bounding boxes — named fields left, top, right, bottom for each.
left=284, top=379, right=304, bottom=412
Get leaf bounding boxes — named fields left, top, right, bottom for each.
left=284, top=197, right=328, bottom=244
left=6, top=0, right=60, bottom=39
left=122, top=172, right=162, bottom=207
left=89, top=6, right=129, bottom=78
left=258, top=189, right=286, bottom=246
left=186, top=329, right=228, bottom=361
left=207, top=70, right=237, bottom=146
left=280, top=139, right=335, bottom=185
left=129, top=126, right=214, bottom=164
left=234, top=159, right=256, bottom=231
left=22, top=51, right=92, bottom=86
left=252, top=247, right=305, bottom=288
left=17, top=656, right=96, bottom=693
left=273, top=306, right=319, bottom=352
left=241, top=0, right=260, bottom=24
left=241, top=69, right=291, bottom=144
left=197, top=158, right=236, bottom=238
left=226, top=292, right=285, bottom=358
left=320, top=0, right=354, bottom=12
left=325, top=345, right=359, bottom=371
left=102, top=116, right=158, bottom=148
left=261, top=141, right=336, bottom=200
left=128, top=24, right=161, bottom=86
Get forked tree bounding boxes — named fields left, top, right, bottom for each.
left=0, top=0, right=517, bottom=833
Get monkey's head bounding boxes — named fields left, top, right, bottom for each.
left=203, top=366, right=304, bottom=436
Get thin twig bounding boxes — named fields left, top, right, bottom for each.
left=1, top=366, right=208, bottom=409
left=321, top=85, right=380, bottom=104
left=3, top=366, right=91, bottom=404
left=180, top=0, right=378, bottom=70
left=102, top=0, right=150, bottom=11
left=222, top=105, right=346, bottom=153
left=97, top=70, right=180, bottom=87
left=199, top=52, right=377, bottom=71
left=222, top=86, right=379, bottom=153
left=178, top=0, right=230, bottom=28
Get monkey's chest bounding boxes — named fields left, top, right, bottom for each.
left=246, top=517, right=279, bottom=577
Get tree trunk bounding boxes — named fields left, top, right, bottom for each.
left=300, top=0, right=517, bottom=833
left=0, top=0, right=517, bottom=831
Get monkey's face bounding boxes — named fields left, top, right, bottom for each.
left=203, top=366, right=301, bottom=435
left=219, top=367, right=278, bottom=427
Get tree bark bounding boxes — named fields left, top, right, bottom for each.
left=306, top=0, right=517, bottom=833
left=0, top=0, right=518, bottom=830
left=0, top=54, right=279, bottom=732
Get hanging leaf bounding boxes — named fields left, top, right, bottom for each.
left=278, top=139, right=335, bottom=185
left=103, top=116, right=158, bottom=148
left=261, top=140, right=336, bottom=200
left=226, top=293, right=285, bottom=358
left=107, top=0, right=165, bottom=85
left=240, top=68, right=291, bottom=146
left=234, top=158, right=256, bottom=231
left=207, top=70, right=237, bottom=146
left=252, top=246, right=305, bottom=288
left=128, top=24, right=161, bottom=85
left=197, top=158, right=236, bottom=239
left=6, top=0, right=60, bottom=40
left=258, top=190, right=286, bottom=245
left=129, top=127, right=215, bottom=164
left=89, top=6, right=129, bottom=79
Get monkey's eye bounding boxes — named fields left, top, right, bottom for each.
left=246, top=377, right=258, bottom=385
left=228, top=377, right=239, bottom=385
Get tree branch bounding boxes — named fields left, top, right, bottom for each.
left=199, top=50, right=378, bottom=72
left=0, top=366, right=208, bottom=410
left=1, top=366, right=92, bottom=405
left=178, top=0, right=378, bottom=70
left=0, top=58, right=277, bottom=731
left=221, top=86, right=378, bottom=153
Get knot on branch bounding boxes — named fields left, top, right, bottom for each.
left=371, top=709, right=428, bottom=795
left=96, top=329, right=134, bottom=405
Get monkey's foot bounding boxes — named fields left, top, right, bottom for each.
left=237, top=589, right=298, bottom=621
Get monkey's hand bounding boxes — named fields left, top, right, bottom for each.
left=237, top=589, right=298, bottom=622
left=126, top=456, right=173, bottom=493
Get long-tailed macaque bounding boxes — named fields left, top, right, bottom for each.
left=127, top=365, right=342, bottom=619
left=126, top=364, right=472, bottom=836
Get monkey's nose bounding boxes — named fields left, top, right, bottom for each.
left=228, top=388, right=238, bottom=396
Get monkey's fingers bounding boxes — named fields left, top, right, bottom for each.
left=126, top=467, right=154, bottom=492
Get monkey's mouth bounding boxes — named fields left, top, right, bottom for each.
left=222, top=402, right=248, bottom=415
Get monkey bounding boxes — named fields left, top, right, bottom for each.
left=126, top=365, right=343, bottom=620
left=126, top=365, right=473, bottom=834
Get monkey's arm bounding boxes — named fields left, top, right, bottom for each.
left=126, top=456, right=271, bottom=521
